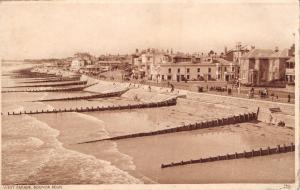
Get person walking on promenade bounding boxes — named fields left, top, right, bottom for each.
left=249, top=87, right=254, bottom=98
left=288, top=94, right=291, bottom=103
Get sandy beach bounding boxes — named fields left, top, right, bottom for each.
left=1, top=63, right=295, bottom=184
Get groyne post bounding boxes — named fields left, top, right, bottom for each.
left=161, top=143, right=295, bottom=169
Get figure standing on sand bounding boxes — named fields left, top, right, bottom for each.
left=170, top=83, right=174, bottom=93
left=134, top=94, right=139, bottom=101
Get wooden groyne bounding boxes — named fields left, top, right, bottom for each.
left=8, top=68, right=66, bottom=79
left=12, top=73, right=58, bottom=78
left=4, top=80, right=87, bottom=88
left=78, top=111, right=258, bottom=144
left=35, top=88, right=129, bottom=102
left=21, top=77, right=81, bottom=83
left=2, top=98, right=177, bottom=116
left=161, top=143, right=295, bottom=168
left=1, top=83, right=97, bottom=93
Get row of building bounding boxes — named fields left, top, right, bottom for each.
left=131, top=48, right=240, bottom=83
left=46, top=43, right=295, bottom=86
left=131, top=43, right=295, bottom=86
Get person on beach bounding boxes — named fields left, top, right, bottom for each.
left=170, top=83, right=174, bottom=93
left=148, top=85, right=151, bottom=92
left=134, top=94, right=139, bottom=101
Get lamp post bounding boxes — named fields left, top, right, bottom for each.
left=238, top=78, right=241, bottom=95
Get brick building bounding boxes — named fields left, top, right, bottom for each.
left=239, top=47, right=291, bottom=86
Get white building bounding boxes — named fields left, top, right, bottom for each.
left=70, top=57, right=85, bottom=71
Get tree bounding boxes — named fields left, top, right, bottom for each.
left=208, top=50, right=214, bottom=56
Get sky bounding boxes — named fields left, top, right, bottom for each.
left=0, top=0, right=298, bottom=59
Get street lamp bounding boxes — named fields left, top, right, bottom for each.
left=238, top=78, right=241, bottom=95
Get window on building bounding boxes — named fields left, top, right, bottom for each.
left=208, top=74, right=211, bottom=80
left=177, top=68, right=180, bottom=73
left=147, top=57, right=151, bottom=61
left=224, top=67, right=227, bottom=72
left=187, top=68, right=190, bottom=73
left=197, top=74, right=200, bottom=79
left=197, top=68, right=200, bottom=72
left=218, top=74, right=221, bottom=79
left=161, top=75, right=164, bottom=80
left=218, top=67, right=221, bottom=72
left=208, top=68, right=211, bottom=73
left=168, top=68, right=171, bottom=73
left=187, top=75, right=190, bottom=79
left=232, top=67, right=235, bottom=72
left=167, top=75, right=172, bottom=80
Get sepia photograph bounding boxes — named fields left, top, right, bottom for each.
left=0, top=0, right=299, bottom=189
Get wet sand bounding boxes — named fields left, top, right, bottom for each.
left=33, top=102, right=294, bottom=184
left=115, top=122, right=294, bottom=183
left=2, top=66, right=295, bottom=184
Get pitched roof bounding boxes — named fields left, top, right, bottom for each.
left=215, top=58, right=233, bottom=65
left=270, top=48, right=289, bottom=58
left=242, top=48, right=290, bottom=59
left=242, top=49, right=274, bottom=58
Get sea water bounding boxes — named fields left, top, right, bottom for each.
left=1, top=63, right=143, bottom=184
